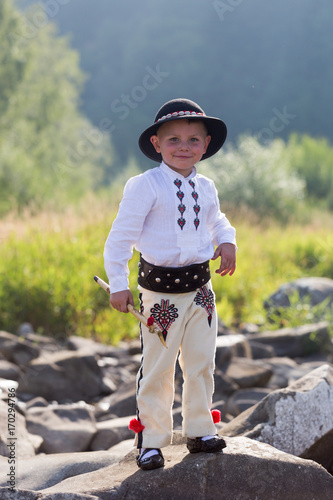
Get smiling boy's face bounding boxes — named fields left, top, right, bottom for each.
left=150, top=120, right=211, bottom=177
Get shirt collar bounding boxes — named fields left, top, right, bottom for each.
left=160, top=161, right=197, bottom=180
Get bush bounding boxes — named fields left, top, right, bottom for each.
left=201, top=136, right=305, bottom=221
left=286, top=134, right=333, bottom=209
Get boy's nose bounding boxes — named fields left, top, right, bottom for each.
left=179, top=140, right=189, bottom=150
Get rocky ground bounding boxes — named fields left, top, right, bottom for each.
left=0, top=277, right=333, bottom=499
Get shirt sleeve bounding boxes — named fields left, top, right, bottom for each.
left=206, top=181, right=237, bottom=248
left=103, top=174, right=155, bottom=293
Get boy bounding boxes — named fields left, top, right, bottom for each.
left=104, top=98, right=236, bottom=470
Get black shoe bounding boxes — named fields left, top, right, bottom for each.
left=187, top=435, right=226, bottom=454
left=136, top=448, right=165, bottom=470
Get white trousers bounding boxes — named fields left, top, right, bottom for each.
left=135, top=281, right=218, bottom=449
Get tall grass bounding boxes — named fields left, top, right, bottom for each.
left=1, top=195, right=333, bottom=344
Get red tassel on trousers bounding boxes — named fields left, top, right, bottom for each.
left=128, top=418, right=145, bottom=433
left=211, top=409, right=221, bottom=424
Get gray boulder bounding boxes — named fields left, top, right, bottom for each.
left=265, top=277, right=333, bottom=309
left=0, top=450, right=120, bottom=492
left=215, top=333, right=252, bottom=367
left=222, top=364, right=333, bottom=473
left=0, top=399, right=41, bottom=458
left=0, top=331, right=40, bottom=366
left=5, top=434, right=332, bottom=500
left=263, top=358, right=327, bottom=390
left=248, top=339, right=274, bottom=359
left=97, top=382, right=137, bottom=418
left=90, top=416, right=133, bottom=451
left=227, top=388, right=272, bottom=417
left=213, top=367, right=239, bottom=397
left=225, top=357, right=273, bottom=388
left=23, top=332, right=62, bottom=353
left=25, top=403, right=97, bottom=454
left=247, top=321, right=331, bottom=358
left=18, top=351, right=113, bottom=402
left=0, top=360, right=22, bottom=381
left=67, top=335, right=124, bottom=358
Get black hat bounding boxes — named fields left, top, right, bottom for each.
left=138, top=98, right=227, bottom=162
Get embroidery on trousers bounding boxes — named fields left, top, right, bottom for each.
left=150, top=299, right=179, bottom=341
left=194, top=286, right=215, bottom=327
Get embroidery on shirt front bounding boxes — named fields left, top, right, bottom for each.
left=194, top=286, right=215, bottom=327
left=149, top=299, right=179, bottom=342
left=189, top=180, right=200, bottom=230
left=174, top=179, right=186, bottom=230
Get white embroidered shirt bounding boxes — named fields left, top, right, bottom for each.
left=104, top=161, right=236, bottom=293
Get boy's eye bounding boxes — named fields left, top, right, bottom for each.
left=191, top=137, right=199, bottom=142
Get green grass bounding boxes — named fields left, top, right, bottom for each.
left=1, top=198, right=333, bottom=344
left=213, top=224, right=333, bottom=328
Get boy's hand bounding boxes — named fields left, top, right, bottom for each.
left=212, top=243, right=236, bottom=277
left=110, top=290, right=135, bottom=313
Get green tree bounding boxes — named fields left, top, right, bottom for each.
left=0, top=0, right=113, bottom=215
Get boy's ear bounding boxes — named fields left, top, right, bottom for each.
left=203, top=135, right=211, bottom=154
left=150, top=135, right=160, bottom=153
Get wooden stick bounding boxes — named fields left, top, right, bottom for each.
left=94, top=276, right=167, bottom=348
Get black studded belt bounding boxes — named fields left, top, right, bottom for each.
left=137, top=256, right=211, bottom=293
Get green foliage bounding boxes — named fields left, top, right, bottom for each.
left=201, top=136, right=305, bottom=222
left=0, top=201, right=139, bottom=343
left=1, top=200, right=333, bottom=344
left=265, top=292, right=333, bottom=330
left=0, top=0, right=114, bottom=216
left=212, top=223, right=333, bottom=330
left=286, top=134, right=333, bottom=209
left=263, top=292, right=333, bottom=354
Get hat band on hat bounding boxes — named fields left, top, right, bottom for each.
left=156, top=111, right=204, bottom=123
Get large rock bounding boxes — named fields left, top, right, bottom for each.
left=17, top=351, right=113, bottom=402
left=225, top=357, right=273, bottom=388
left=23, top=332, right=63, bottom=353
left=0, top=450, right=120, bottom=492
left=265, top=277, right=333, bottom=309
left=215, top=333, right=252, bottom=367
left=222, top=364, right=333, bottom=472
left=248, top=340, right=274, bottom=359
left=90, top=416, right=133, bottom=451
left=97, top=382, right=137, bottom=417
left=262, top=357, right=298, bottom=388
left=0, top=399, right=41, bottom=458
left=25, top=403, right=97, bottom=454
left=3, top=434, right=332, bottom=499
left=67, top=335, right=124, bottom=359
left=263, top=358, right=327, bottom=389
left=213, top=367, right=239, bottom=397
left=247, top=322, right=331, bottom=358
left=226, top=388, right=272, bottom=417
left=0, top=360, right=22, bottom=381
left=0, top=331, right=40, bottom=366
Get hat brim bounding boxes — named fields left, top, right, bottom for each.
left=138, top=115, right=227, bottom=162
